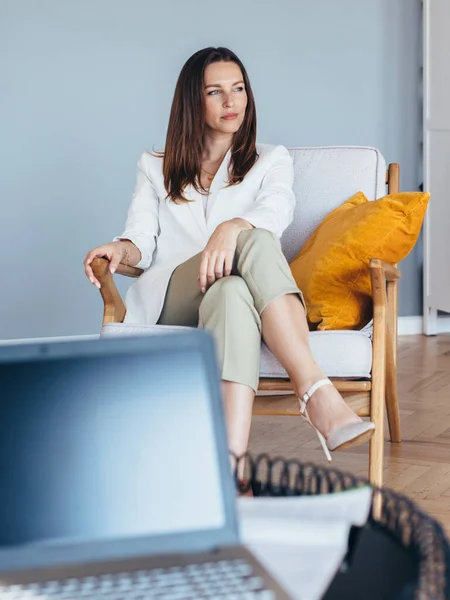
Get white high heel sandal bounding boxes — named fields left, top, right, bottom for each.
left=298, top=378, right=376, bottom=462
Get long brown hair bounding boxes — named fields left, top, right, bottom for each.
left=159, top=47, right=258, bottom=203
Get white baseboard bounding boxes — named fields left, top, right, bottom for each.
left=1, top=319, right=450, bottom=344
left=398, top=316, right=450, bottom=336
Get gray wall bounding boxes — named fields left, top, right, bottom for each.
left=0, top=0, right=422, bottom=340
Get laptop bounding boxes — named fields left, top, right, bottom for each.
left=0, top=331, right=291, bottom=599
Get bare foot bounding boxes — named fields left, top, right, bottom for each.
left=297, top=378, right=360, bottom=438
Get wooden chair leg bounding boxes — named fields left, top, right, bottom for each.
left=385, top=325, right=401, bottom=443
left=369, top=261, right=387, bottom=516
left=369, top=377, right=385, bottom=519
left=369, top=383, right=385, bottom=489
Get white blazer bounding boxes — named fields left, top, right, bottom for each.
left=115, top=143, right=295, bottom=325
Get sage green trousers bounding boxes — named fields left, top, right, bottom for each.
left=157, top=229, right=303, bottom=392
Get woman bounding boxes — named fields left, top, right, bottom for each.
left=84, top=47, right=374, bottom=479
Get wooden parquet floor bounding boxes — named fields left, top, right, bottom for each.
left=249, top=333, right=450, bottom=532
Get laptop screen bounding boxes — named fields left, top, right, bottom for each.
left=0, top=334, right=236, bottom=570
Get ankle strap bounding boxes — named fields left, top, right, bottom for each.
left=301, top=378, right=333, bottom=406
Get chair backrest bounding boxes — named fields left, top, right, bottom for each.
left=281, top=146, right=387, bottom=262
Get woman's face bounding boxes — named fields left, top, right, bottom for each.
left=203, top=61, right=248, bottom=135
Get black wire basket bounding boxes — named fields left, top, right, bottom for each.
left=233, top=453, right=450, bottom=600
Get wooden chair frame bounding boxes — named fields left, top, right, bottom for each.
left=92, top=163, right=401, bottom=491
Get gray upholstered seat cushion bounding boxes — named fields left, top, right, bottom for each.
left=101, top=323, right=372, bottom=379
left=260, top=329, right=372, bottom=379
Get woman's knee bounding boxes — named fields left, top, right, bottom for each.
left=201, top=275, right=248, bottom=304
left=199, top=276, right=250, bottom=316
left=236, top=227, right=278, bottom=252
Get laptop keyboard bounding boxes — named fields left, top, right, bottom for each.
left=1, top=558, right=276, bottom=599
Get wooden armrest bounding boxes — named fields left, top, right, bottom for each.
left=369, top=257, right=399, bottom=411
left=90, top=258, right=134, bottom=324
left=91, top=257, right=143, bottom=279
left=91, top=257, right=111, bottom=280
left=369, top=260, right=387, bottom=313
left=115, top=263, right=144, bottom=278
left=369, top=259, right=401, bottom=282
left=369, top=258, right=401, bottom=320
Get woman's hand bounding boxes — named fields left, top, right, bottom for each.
left=199, top=218, right=253, bottom=293
left=84, top=241, right=125, bottom=289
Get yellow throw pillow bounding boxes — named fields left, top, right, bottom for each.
left=290, top=191, right=430, bottom=330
